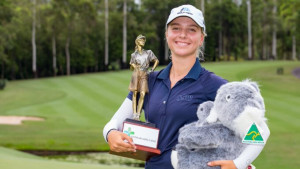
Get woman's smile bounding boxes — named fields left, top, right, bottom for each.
left=175, top=41, right=191, bottom=47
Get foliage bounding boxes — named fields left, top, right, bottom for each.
left=0, top=0, right=299, bottom=79
left=0, top=79, right=6, bottom=90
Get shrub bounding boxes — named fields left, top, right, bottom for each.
left=0, top=79, right=6, bottom=90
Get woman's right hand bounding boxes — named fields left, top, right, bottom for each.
left=107, top=130, right=136, bottom=152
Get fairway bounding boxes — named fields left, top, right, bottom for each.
left=0, top=61, right=299, bottom=168
left=0, top=147, right=142, bottom=169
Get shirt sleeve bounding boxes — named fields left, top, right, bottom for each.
left=102, top=97, right=133, bottom=142
left=233, top=121, right=270, bottom=169
left=147, top=50, right=157, bottom=62
left=130, top=53, right=135, bottom=64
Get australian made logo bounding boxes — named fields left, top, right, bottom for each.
left=123, top=127, right=135, bottom=136
left=178, top=7, right=193, bottom=15
left=242, top=123, right=264, bottom=145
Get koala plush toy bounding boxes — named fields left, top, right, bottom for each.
left=173, top=80, right=267, bottom=169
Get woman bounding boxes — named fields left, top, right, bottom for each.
left=103, top=4, right=269, bottom=169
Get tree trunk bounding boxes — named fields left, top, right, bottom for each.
left=196, top=0, right=205, bottom=14
left=164, top=40, right=169, bottom=61
left=272, top=0, right=277, bottom=60
left=52, top=33, right=57, bottom=76
left=292, top=35, right=296, bottom=60
left=218, top=30, right=222, bottom=60
left=122, top=0, right=127, bottom=69
left=1, top=58, right=4, bottom=79
left=247, top=0, right=252, bottom=60
left=104, top=0, right=109, bottom=70
left=65, top=36, right=71, bottom=76
left=218, top=0, right=222, bottom=61
left=200, top=0, right=205, bottom=60
left=262, top=1, right=267, bottom=60
left=201, top=0, right=205, bottom=14
left=32, top=0, right=37, bottom=78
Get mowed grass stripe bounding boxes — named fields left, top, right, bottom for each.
left=45, top=75, right=124, bottom=124
left=64, top=77, right=121, bottom=118
left=73, top=76, right=128, bottom=119
left=38, top=79, right=95, bottom=126
left=84, top=75, right=128, bottom=97
left=68, top=75, right=124, bottom=106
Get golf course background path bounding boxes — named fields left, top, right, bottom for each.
left=292, top=67, right=300, bottom=79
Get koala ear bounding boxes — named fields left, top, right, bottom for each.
left=249, top=82, right=260, bottom=92
left=225, top=94, right=231, bottom=102
left=243, top=79, right=260, bottom=92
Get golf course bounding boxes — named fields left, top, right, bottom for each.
left=0, top=61, right=299, bottom=169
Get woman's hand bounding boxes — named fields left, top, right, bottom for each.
left=107, top=130, right=136, bottom=152
left=207, top=160, right=237, bottom=169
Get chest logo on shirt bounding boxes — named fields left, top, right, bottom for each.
left=176, top=94, right=193, bottom=102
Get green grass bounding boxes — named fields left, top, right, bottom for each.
left=0, top=147, right=142, bottom=169
left=0, top=61, right=299, bottom=168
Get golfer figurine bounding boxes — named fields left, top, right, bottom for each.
left=129, top=35, right=159, bottom=120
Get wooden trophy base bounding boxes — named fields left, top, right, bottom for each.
left=109, top=144, right=161, bottom=161
left=109, top=118, right=161, bottom=161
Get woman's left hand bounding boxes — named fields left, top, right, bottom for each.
left=207, top=160, right=237, bottom=169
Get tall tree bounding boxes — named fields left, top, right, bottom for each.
left=218, top=0, right=222, bottom=60
left=201, top=0, right=205, bottom=14
left=104, top=0, right=109, bottom=70
left=122, top=0, right=127, bottom=69
left=247, top=0, right=252, bottom=59
left=272, top=0, right=277, bottom=59
left=32, top=0, right=37, bottom=77
left=0, top=0, right=13, bottom=79
left=279, top=0, right=299, bottom=60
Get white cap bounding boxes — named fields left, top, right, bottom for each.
left=166, top=4, right=206, bottom=33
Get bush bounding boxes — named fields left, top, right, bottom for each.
left=0, top=79, right=6, bottom=90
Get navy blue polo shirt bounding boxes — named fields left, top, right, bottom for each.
left=127, top=58, right=227, bottom=169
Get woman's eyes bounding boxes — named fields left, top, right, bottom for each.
left=189, top=28, right=196, bottom=32
left=171, top=27, right=197, bottom=32
left=172, top=27, right=180, bottom=31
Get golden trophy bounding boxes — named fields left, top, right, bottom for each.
left=110, top=35, right=161, bottom=161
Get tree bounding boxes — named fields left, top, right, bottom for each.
left=279, top=0, right=299, bottom=60
left=0, top=0, right=13, bottom=79
left=272, top=0, right=277, bottom=60
left=247, top=0, right=252, bottom=60
left=31, top=0, right=37, bottom=77
left=122, top=0, right=127, bottom=69
left=104, top=0, right=109, bottom=70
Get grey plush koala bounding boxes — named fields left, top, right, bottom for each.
left=176, top=80, right=267, bottom=169
left=177, top=101, right=214, bottom=153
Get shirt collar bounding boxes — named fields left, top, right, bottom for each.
left=158, top=58, right=202, bottom=80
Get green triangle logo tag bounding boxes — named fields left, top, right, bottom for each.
left=242, top=123, right=264, bottom=144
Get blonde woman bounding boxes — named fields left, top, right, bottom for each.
left=104, top=4, right=269, bottom=169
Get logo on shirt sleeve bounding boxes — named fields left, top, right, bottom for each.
left=242, top=123, right=264, bottom=145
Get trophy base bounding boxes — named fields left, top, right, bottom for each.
left=109, top=144, right=161, bottom=161
left=124, top=118, right=156, bottom=128
left=109, top=118, right=161, bottom=161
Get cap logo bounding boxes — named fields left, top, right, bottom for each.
left=177, top=7, right=193, bottom=15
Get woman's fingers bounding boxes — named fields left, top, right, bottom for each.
left=207, top=160, right=237, bottom=169
left=121, top=133, right=136, bottom=148
left=107, top=130, right=136, bottom=152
